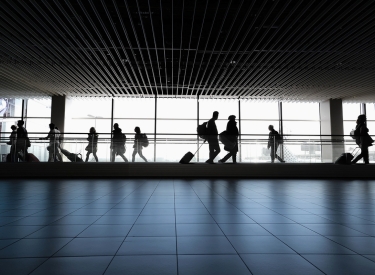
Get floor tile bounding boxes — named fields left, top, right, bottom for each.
left=241, top=254, right=324, bottom=275
left=55, top=237, right=123, bottom=256
left=278, top=236, right=355, bottom=254
left=117, top=237, right=176, bottom=255
left=227, top=236, right=295, bottom=253
left=261, top=224, right=319, bottom=235
left=0, top=226, right=43, bottom=239
left=179, top=255, right=251, bottom=275
left=250, top=215, right=296, bottom=224
left=343, top=224, right=375, bottom=236
left=0, top=238, right=71, bottom=258
left=31, top=256, right=112, bottom=275
left=218, top=223, right=271, bottom=235
left=0, top=239, right=18, bottom=250
left=326, top=236, right=375, bottom=254
left=178, top=236, right=237, bottom=254
left=0, top=258, right=47, bottom=275
left=26, top=225, right=88, bottom=238
left=135, top=215, right=175, bottom=224
left=94, top=215, right=138, bottom=225
left=302, top=224, right=367, bottom=236
left=104, top=255, right=177, bottom=275
left=52, top=215, right=100, bottom=225
left=303, top=255, right=375, bottom=275
left=176, top=223, right=224, bottom=236
left=128, top=224, right=176, bottom=237
left=176, top=215, right=216, bottom=223
left=283, top=215, right=333, bottom=224
left=212, top=214, right=255, bottom=224
left=78, top=225, right=132, bottom=237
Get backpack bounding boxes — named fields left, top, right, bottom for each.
left=141, top=134, right=149, bottom=147
left=350, top=129, right=357, bottom=139
left=197, top=122, right=208, bottom=139
left=274, top=131, right=283, bottom=144
left=121, top=133, right=126, bottom=145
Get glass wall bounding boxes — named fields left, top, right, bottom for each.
left=343, top=103, right=361, bottom=137
left=241, top=101, right=279, bottom=163
left=114, top=97, right=155, bottom=162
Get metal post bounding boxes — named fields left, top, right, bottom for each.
left=21, top=99, right=25, bottom=122
left=154, top=94, right=157, bottom=162
left=238, top=98, right=241, bottom=162
left=197, top=95, right=199, bottom=162
left=278, top=102, right=284, bottom=160
left=111, top=98, right=114, bottom=162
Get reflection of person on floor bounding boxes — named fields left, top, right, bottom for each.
left=268, top=125, right=285, bottom=163
left=206, top=111, right=221, bottom=164
left=111, top=123, right=128, bottom=162
left=8, top=125, right=17, bottom=162
left=16, top=120, right=29, bottom=161
left=352, top=114, right=373, bottom=164
left=43, top=123, right=62, bottom=162
left=132, top=127, right=147, bottom=162
left=85, top=127, right=98, bottom=162
left=219, top=115, right=238, bottom=163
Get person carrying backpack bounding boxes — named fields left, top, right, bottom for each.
left=111, top=123, right=128, bottom=162
left=132, top=127, right=148, bottom=162
left=351, top=114, right=373, bottom=164
left=268, top=125, right=285, bottom=163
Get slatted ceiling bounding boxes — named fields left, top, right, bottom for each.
left=0, top=1, right=374, bottom=102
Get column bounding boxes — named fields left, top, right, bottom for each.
left=51, top=95, right=66, bottom=133
left=320, top=99, right=344, bottom=162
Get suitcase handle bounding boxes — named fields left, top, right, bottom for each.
left=193, top=140, right=206, bottom=156
left=352, top=147, right=360, bottom=158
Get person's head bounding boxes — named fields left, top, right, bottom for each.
left=228, top=115, right=236, bottom=121
left=17, top=120, right=24, bottom=127
left=268, top=125, right=274, bottom=131
left=212, top=111, right=219, bottom=120
left=134, top=126, right=140, bottom=134
left=90, top=127, right=96, bottom=134
left=113, top=123, right=119, bottom=129
left=49, top=123, right=55, bottom=130
left=357, top=114, right=366, bottom=124
left=10, top=125, right=17, bottom=131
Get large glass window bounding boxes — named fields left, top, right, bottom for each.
left=114, top=98, right=155, bottom=162
left=240, top=101, right=279, bottom=163
left=343, top=103, right=361, bottom=136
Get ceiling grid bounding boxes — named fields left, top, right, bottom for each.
left=0, top=0, right=374, bottom=102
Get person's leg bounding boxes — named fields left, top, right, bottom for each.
left=119, top=154, right=128, bottom=162
left=362, top=147, right=369, bottom=164
left=138, top=150, right=148, bottom=162
left=232, top=153, right=237, bottom=163
left=212, top=142, right=221, bottom=160
left=111, top=150, right=116, bottom=162
left=220, top=152, right=232, bottom=163
left=85, top=152, right=90, bottom=162
left=132, top=150, right=137, bottom=162
left=270, top=146, right=275, bottom=163
left=93, top=151, right=98, bottom=162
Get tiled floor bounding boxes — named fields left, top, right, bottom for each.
left=0, top=179, right=375, bottom=275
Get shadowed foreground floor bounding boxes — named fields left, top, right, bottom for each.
left=1, top=178, right=375, bottom=275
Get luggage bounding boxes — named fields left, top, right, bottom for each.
left=334, top=147, right=360, bottom=164
left=219, top=131, right=236, bottom=151
left=60, top=148, right=84, bottom=162
left=197, top=122, right=208, bottom=140
left=179, top=141, right=206, bottom=164
left=27, top=153, right=40, bottom=162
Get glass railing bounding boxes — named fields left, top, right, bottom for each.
left=0, top=132, right=373, bottom=163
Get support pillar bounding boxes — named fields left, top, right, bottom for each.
left=320, top=99, right=344, bottom=162
left=51, top=95, right=66, bottom=133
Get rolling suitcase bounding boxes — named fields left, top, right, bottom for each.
left=27, top=153, right=40, bottom=162
left=179, top=141, right=206, bottom=164
left=334, top=147, right=360, bottom=164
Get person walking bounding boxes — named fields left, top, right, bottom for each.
left=42, top=123, right=62, bottom=162
left=219, top=115, right=238, bottom=163
left=352, top=114, right=373, bottom=164
left=132, top=127, right=148, bottom=162
left=8, top=125, right=17, bottom=162
left=15, top=120, right=29, bottom=161
left=206, top=111, right=221, bottom=164
left=268, top=125, right=285, bottom=163
left=85, top=127, right=99, bottom=162
left=111, top=123, right=128, bottom=162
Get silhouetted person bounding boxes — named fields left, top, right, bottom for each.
left=132, top=127, right=148, bottom=162
left=8, top=125, right=17, bottom=162
left=85, top=127, right=98, bottom=162
left=268, top=125, right=285, bottom=163
left=111, top=123, right=128, bottom=162
left=352, top=114, right=373, bottom=164
left=219, top=115, right=238, bottom=163
left=16, top=120, right=28, bottom=161
left=42, top=123, right=62, bottom=162
left=206, top=111, right=221, bottom=164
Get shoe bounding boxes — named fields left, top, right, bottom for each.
left=218, top=159, right=224, bottom=163
left=205, top=160, right=214, bottom=164
left=280, top=160, right=286, bottom=163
